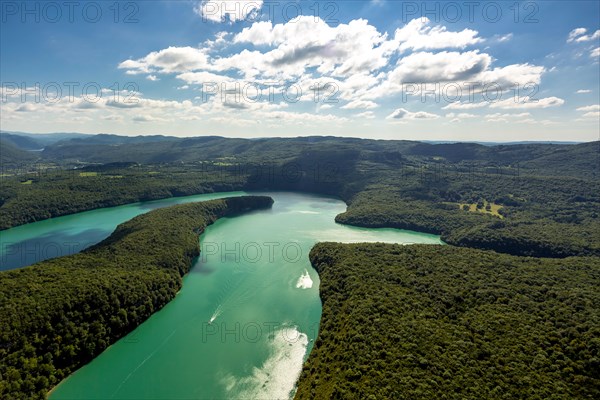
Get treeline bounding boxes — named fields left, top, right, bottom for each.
left=2, top=141, right=599, bottom=258
left=0, top=165, right=246, bottom=230
left=0, top=196, right=273, bottom=399
left=335, top=172, right=600, bottom=258
left=295, top=242, right=600, bottom=400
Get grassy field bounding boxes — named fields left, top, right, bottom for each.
left=79, top=171, right=98, bottom=177
left=457, top=201, right=503, bottom=218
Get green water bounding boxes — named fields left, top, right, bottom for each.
left=3, top=191, right=442, bottom=399
left=0, top=191, right=246, bottom=271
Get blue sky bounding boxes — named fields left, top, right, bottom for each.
left=1, top=0, right=599, bottom=141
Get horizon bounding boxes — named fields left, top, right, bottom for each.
left=1, top=1, right=599, bottom=141
left=1, top=129, right=593, bottom=145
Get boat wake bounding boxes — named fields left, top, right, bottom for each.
left=295, top=269, right=313, bottom=289
left=209, top=306, right=222, bottom=324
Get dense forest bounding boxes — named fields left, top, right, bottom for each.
left=1, top=134, right=599, bottom=398
left=295, top=243, right=600, bottom=399
left=2, top=136, right=598, bottom=258
left=0, top=196, right=273, bottom=399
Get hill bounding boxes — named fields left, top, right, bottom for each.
left=36, top=135, right=599, bottom=179
left=0, top=139, right=37, bottom=165
left=295, top=242, right=600, bottom=400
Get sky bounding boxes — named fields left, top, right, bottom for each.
left=1, top=0, right=599, bottom=141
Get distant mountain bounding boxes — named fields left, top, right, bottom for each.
left=0, top=133, right=45, bottom=150
left=57, top=133, right=178, bottom=145
left=0, top=139, right=37, bottom=164
left=4, top=132, right=597, bottom=179
left=422, top=140, right=582, bottom=146
left=0, top=131, right=91, bottom=147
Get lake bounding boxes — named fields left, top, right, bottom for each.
left=0, top=191, right=442, bottom=399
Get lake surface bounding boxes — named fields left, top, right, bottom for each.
left=0, top=191, right=246, bottom=271
left=1, top=191, right=442, bottom=399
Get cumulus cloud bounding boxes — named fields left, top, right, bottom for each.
left=133, top=114, right=168, bottom=123
left=567, top=28, right=588, bottom=42
left=443, top=102, right=489, bottom=110
left=356, top=111, right=376, bottom=119
left=232, top=17, right=395, bottom=78
left=582, top=111, right=600, bottom=119
left=489, top=96, right=565, bottom=109
left=118, top=16, right=488, bottom=84
left=576, top=105, right=600, bottom=112
left=388, top=51, right=491, bottom=84
left=576, top=89, right=591, bottom=94
left=119, top=46, right=210, bottom=74
left=387, top=108, right=439, bottom=120
left=341, top=100, right=378, bottom=109
left=446, top=112, right=476, bottom=119
left=479, top=63, right=545, bottom=87
left=15, top=103, right=37, bottom=112
left=393, top=18, right=482, bottom=52
left=567, top=28, right=600, bottom=43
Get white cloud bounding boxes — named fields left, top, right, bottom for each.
left=175, top=71, right=236, bottom=84
left=356, top=111, right=376, bottom=119
left=15, top=103, right=38, bottom=112
left=496, top=33, right=513, bottom=43
left=388, top=50, right=492, bottom=84
left=490, top=96, right=565, bottom=109
left=575, top=30, right=600, bottom=42
left=146, top=75, right=159, bottom=81
left=479, top=63, right=545, bottom=87
left=119, top=46, right=210, bottom=74
left=393, top=18, right=482, bottom=52
left=117, top=18, right=546, bottom=110
left=443, top=102, right=488, bottom=110
left=387, top=108, right=439, bottom=120
left=582, top=111, right=600, bottom=119
left=446, top=112, right=476, bottom=119
left=567, top=28, right=588, bottom=42
left=232, top=17, right=394, bottom=78
left=576, top=89, right=591, bottom=94
left=591, top=47, right=600, bottom=58
left=485, top=112, right=531, bottom=120
left=195, top=1, right=263, bottom=23
left=577, top=105, right=600, bottom=112
left=204, top=31, right=232, bottom=48
left=368, top=52, right=545, bottom=101
left=341, top=100, right=378, bottom=109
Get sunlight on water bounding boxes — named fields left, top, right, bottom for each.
left=296, top=269, right=314, bottom=289
left=34, top=192, right=443, bottom=400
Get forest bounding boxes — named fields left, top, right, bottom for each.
left=1, top=134, right=599, bottom=398
left=295, top=242, right=600, bottom=399
left=2, top=137, right=598, bottom=258
left=0, top=196, right=273, bottom=399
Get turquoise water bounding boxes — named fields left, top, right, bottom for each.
left=1, top=192, right=442, bottom=399
left=0, top=191, right=246, bottom=271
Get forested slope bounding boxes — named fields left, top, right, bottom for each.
left=295, top=243, right=600, bottom=400
left=2, top=138, right=599, bottom=258
left=0, top=196, right=273, bottom=399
